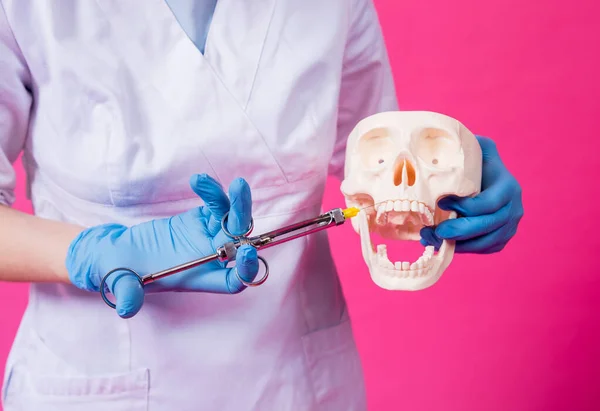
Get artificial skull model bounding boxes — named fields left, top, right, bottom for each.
left=340, top=111, right=482, bottom=291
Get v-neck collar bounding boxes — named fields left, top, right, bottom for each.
left=163, top=0, right=219, bottom=55
left=95, top=0, right=277, bottom=109
left=200, top=0, right=277, bottom=109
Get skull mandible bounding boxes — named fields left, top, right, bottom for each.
left=340, top=111, right=482, bottom=291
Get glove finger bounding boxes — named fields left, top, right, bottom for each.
left=419, top=226, right=442, bottom=250
left=437, top=176, right=513, bottom=217
left=173, top=246, right=259, bottom=294
left=189, top=174, right=231, bottom=235
left=107, top=272, right=145, bottom=318
left=476, top=136, right=520, bottom=197
left=226, top=178, right=253, bottom=237
left=434, top=203, right=511, bottom=241
left=189, top=174, right=230, bottom=219
left=475, top=135, right=499, bottom=161
left=454, top=225, right=509, bottom=254
left=226, top=245, right=259, bottom=293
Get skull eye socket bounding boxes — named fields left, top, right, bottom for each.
left=413, top=128, right=461, bottom=169
left=357, top=128, right=395, bottom=170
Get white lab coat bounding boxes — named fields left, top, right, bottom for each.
left=0, top=0, right=397, bottom=410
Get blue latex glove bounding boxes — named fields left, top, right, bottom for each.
left=420, top=136, right=524, bottom=254
left=66, top=174, right=259, bottom=318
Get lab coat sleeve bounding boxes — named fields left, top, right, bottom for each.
left=328, top=0, right=399, bottom=182
left=0, top=2, right=32, bottom=206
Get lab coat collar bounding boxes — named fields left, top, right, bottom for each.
left=95, top=0, right=277, bottom=109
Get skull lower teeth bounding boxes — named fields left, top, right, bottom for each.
left=372, top=243, right=437, bottom=278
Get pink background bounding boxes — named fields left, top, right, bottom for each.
left=1, top=0, right=599, bottom=410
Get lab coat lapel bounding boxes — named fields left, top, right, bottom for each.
left=93, top=0, right=288, bottom=189
left=95, top=0, right=277, bottom=109
left=203, top=0, right=277, bottom=109
left=94, top=0, right=277, bottom=115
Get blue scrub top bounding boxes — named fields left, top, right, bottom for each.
left=164, top=0, right=218, bottom=54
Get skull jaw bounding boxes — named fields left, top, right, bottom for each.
left=366, top=239, right=456, bottom=291
left=357, top=209, right=457, bottom=291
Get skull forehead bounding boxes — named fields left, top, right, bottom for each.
left=343, top=109, right=482, bottom=201
left=349, top=111, right=462, bottom=146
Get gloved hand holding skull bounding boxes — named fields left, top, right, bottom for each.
left=340, top=111, right=523, bottom=291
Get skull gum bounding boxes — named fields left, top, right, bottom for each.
left=340, top=111, right=482, bottom=291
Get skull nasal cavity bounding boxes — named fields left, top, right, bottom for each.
left=393, top=159, right=416, bottom=187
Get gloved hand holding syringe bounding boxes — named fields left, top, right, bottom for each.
left=65, top=173, right=360, bottom=318
left=97, top=203, right=360, bottom=310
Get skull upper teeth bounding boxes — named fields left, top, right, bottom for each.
left=374, top=200, right=433, bottom=226
left=375, top=205, right=388, bottom=225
